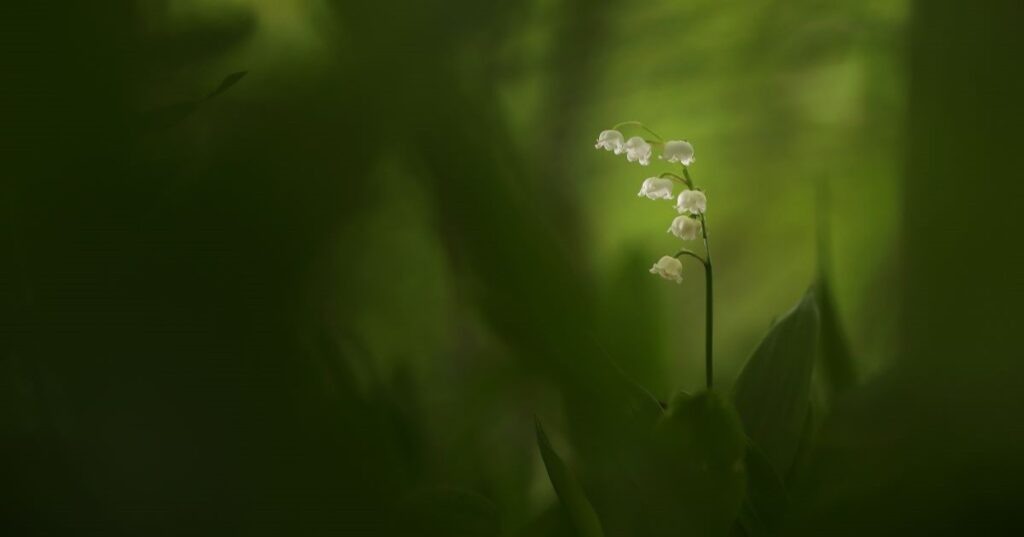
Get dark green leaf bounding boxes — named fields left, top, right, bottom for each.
left=736, top=442, right=788, bottom=537
left=140, top=71, right=247, bottom=132
left=814, top=183, right=856, bottom=406
left=732, top=288, right=820, bottom=476
left=815, top=277, right=856, bottom=403
left=391, top=487, right=500, bottom=537
left=535, top=419, right=606, bottom=537
left=139, top=100, right=200, bottom=131
left=623, top=378, right=666, bottom=430
left=516, top=504, right=574, bottom=537
left=641, top=391, right=748, bottom=537
left=559, top=379, right=663, bottom=537
left=206, top=70, right=249, bottom=100
left=142, top=9, right=254, bottom=71
left=785, top=402, right=818, bottom=483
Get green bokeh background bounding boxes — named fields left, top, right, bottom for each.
left=2, top=1, right=1022, bottom=535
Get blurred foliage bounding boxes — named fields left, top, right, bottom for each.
left=2, top=0, right=1022, bottom=536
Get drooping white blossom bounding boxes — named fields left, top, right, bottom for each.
left=668, top=215, right=702, bottom=240
left=623, top=136, right=652, bottom=166
left=660, top=140, right=695, bottom=166
left=637, top=177, right=674, bottom=200
left=649, top=255, right=684, bottom=283
left=675, top=189, right=707, bottom=215
left=594, top=130, right=625, bottom=154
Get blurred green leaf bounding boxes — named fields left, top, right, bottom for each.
left=140, top=100, right=201, bottom=131
left=815, top=277, right=856, bottom=403
left=536, top=419, right=606, bottom=537
left=140, top=70, right=247, bottom=131
left=786, top=402, right=818, bottom=483
left=141, top=6, right=255, bottom=72
left=559, top=379, right=664, bottom=537
left=814, top=183, right=857, bottom=407
left=732, top=289, right=820, bottom=476
left=391, top=487, right=500, bottom=537
left=735, top=442, right=788, bottom=537
left=206, top=71, right=248, bottom=100
left=623, top=378, right=666, bottom=430
left=642, top=391, right=747, bottom=537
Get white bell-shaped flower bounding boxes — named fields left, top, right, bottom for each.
left=649, top=255, right=684, bottom=283
left=668, top=215, right=702, bottom=240
left=594, top=130, right=625, bottom=154
left=623, top=136, right=652, bottom=166
left=661, top=140, right=695, bottom=166
left=675, top=190, right=707, bottom=215
left=637, top=177, right=674, bottom=200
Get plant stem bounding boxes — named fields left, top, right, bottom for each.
left=674, top=249, right=706, bottom=265
left=700, top=213, right=713, bottom=389
left=681, top=167, right=714, bottom=390
left=611, top=121, right=665, bottom=142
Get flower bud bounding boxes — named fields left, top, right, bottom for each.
left=594, top=129, right=625, bottom=154
left=624, top=136, right=652, bottom=166
left=675, top=189, right=707, bottom=215
left=637, top=177, right=674, bottom=200
left=660, top=140, right=695, bottom=166
left=668, top=215, right=702, bottom=240
left=649, top=255, right=684, bottom=283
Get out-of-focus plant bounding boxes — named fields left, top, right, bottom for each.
left=533, top=123, right=855, bottom=537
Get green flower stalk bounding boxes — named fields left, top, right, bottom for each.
left=595, top=123, right=715, bottom=389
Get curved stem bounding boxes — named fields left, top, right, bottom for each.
left=659, top=172, right=687, bottom=184
left=674, top=249, right=707, bottom=266
left=612, top=121, right=665, bottom=142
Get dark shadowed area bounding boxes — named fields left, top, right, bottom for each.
left=2, top=1, right=1022, bottom=536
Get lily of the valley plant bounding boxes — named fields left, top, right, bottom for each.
left=595, top=121, right=715, bottom=388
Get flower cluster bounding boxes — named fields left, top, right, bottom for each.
left=595, top=126, right=707, bottom=284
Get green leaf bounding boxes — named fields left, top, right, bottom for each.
left=732, top=288, right=820, bottom=476
left=390, top=487, right=500, bottom=537
left=735, top=442, right=788, bottom=537
left=641, top=391, right=748, bottom=537
left=623, top=378, right=666, bottom=430
left=555, top=380, right=663, bottom=537
left=815, top=276, right=856, bottom=403
left=535, top=419, right=606, bottom=537
left=515, top=504, right=574, bottom=537
left=785, top=402, right=818, bottom=483
left=813, top=184, right=857, bottom=406
left=140, top=100, right=201, bottom=132
left=205, top=71, right=249, bottom=100
left=140, top=71, right=248, bottom=132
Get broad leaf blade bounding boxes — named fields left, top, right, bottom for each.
left=785, top=402, right=819, bottom=483
left=140, top=71, right=248, bottom=132
left=206, top=70, right=249, bottom=100
left=732, top=289, right=820, bottom=476
left=815, top=276, right=856, bottom=403
left=642, top=391, right=748, bottom=537
left=735, top=442, right=788, bottom=537
left=535, top=420, right=606, bottom=537
left=813, top=182, right=856, bottom=404
left=391, top=487, right=500, bottom=537
left=140, top=100, right=200, bottom=131
left=624, top=378, right=666, bottom=430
